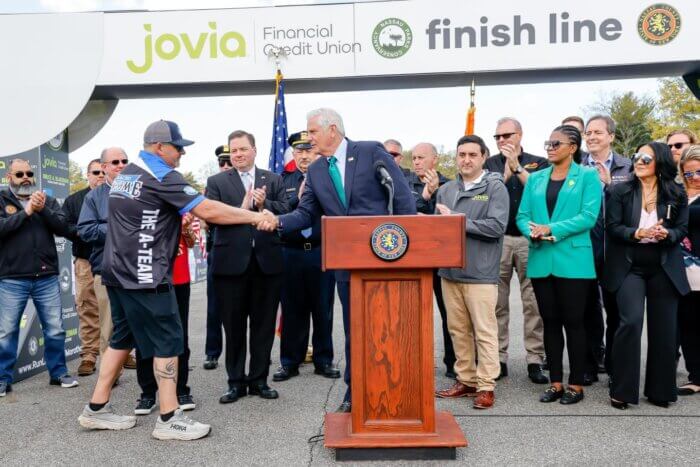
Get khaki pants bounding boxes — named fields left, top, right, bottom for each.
left=441, top=279, right=500, bottom=392
left=495, top=235, right=544, bottom=365
left=74, top=258, right=100, bottom=361
left=93, top=274, right=113, bottom=354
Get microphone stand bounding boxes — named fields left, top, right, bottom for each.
left=381, top=179, right=394, bottom=215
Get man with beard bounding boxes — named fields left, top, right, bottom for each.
left=0, top=159, right=77, bottom=397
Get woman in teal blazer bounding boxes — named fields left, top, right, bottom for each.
left=516, top=125, right=601, bottom=405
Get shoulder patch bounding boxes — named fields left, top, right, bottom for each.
left=183, top=186, right=199, bottom=196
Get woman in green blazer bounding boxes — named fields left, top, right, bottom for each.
left=516, top=125, right=601, bottom=405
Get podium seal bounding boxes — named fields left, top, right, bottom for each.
left=370, top=223, right=409, bottom=261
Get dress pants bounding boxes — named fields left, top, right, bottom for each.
left=531, top=276, right=591, bottom=385
left=678, top=291, right=700, bottom=385
left=73, top=258, right=100, bottom=361
left=214, top=255, right=282, bottom=389
left=337, top=280, right=351, bottom=403
left=495, top=235, right=545, bottom=365
left=279, top=246, right=335, bottom=368
left=584, top=280, right=606, bottom=374
left=204, top=253, right=223, bottom=360
left=137, top=283, right=191, bottom=398
left=602, top=287, right=620, bottom=374
left=611, top=263, right=679, bottom=404
left=433, top=270, right=456, bottom=372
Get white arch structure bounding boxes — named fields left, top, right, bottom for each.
left=1, top=0, right=698, bottom=156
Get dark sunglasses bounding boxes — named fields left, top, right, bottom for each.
left=90, top=170, right=105, bottom=176
left=13, top=171, right=34, bottom=178
left=543, top=140, right=571, bottom=150
left=683, top=169, right=700, bottom=179
left=388, top=151, right=402, bottom=157
left=218, top=159, right=233, bottom=168
left=109, top=159, right=129, bottom=166
left=632, top=153, right=654, bottom=165
left=668, top=142, right=690, bottom=150
left=494, top=132, right=516, bottom=141
left=165, top=143, right=184, bottom=154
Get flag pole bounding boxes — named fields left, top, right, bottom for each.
left=465, top=78, right=475, bottom=135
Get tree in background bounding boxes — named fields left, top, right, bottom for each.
left=69, top=160, right=88, bottom=194
left=588, top=91, right=659, bottom=156
left=652, top=77, right=700, bottom=139
left=182, top=171, right=204, bottom=194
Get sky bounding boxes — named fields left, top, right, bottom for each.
left=3, top=0, right=663, bottom=181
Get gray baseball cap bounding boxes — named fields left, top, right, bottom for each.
left=143, top=120, right=194, bottom=146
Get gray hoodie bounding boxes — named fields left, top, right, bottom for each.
left=436, top=170, right=509, bottom=284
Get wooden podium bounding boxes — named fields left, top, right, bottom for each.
left=322, top=215, right=468, bottom=461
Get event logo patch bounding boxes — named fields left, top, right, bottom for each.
left=110, top=174, right=143, bottom=199
left=28, top=337, right=38, bottom=357
left=637, top=4, right=681, bottom=45
left=372, top=18, right=412, bottom=59
left=370, top=223, right=409, bottom=261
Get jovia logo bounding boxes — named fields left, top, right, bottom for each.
left=637, top=4, right=681, bottom=45
left=372, top=18, right=412, bottom=59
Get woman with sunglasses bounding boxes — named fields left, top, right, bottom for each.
left=677, top=145, right=700, bottom=397
left=603, top=142, right=689, bottom=410
left=516, top=125, right=601, bottom=405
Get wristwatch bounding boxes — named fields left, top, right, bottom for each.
left=514, top=165, right=524, bottom=174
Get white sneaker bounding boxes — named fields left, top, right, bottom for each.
left=152, top=409, right=211, bottom=441
left=78, top=403, right=137, bottom=430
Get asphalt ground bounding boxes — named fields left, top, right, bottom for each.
left=1, top=279, right=698, bottom=465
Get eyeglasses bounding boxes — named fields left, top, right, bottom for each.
left=494, top=133, right=516, bottom=141
left=388, top=151, right=402, bottom=157
left=632, top=153, right=654, bottom=165
left=13, top=171, right=34, bottom=178
left=166, top=143, right=184, bottom=154
left=90, top=170, right=105, bottom=176
left=668, top=142, right=690, bottom=150
left=543, top=140, right=571, bottom=150
left=683, top=169, right=700, bottom=179
left=109, top=159, right=129, bottom=166
left=218, top=159, right=233, bottom=168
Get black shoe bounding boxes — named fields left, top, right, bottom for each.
left=273, top=366, right=299, bottom=382
left=177, top=394, right=196, bottom=411
left=648, top=398, right=669, bottom=408
left=610, top=398, right=628, bottom=410
left=528, top=364, right=548, bottom=384
left=582, top=373, right=599, bottom=386
left=336, top=401, right=351, bottom=413
left=540, top=386, right=564, bottom=403
left=134, top=397, right=157, bottom=415
left=203, top=356, right=218, bottom=370
left=541, top=358, right=549, bottom=371
left=445, top=368, right=457, bottom=379
left=219, top=386, right=246, bottom=404
left=559, top=389, right=584, bottom=405
left=314, top=364, right=341, bottom=379
left=249, top=383, right=279, bottom=399
left=597, top=362, right=607, bottom=374
left=495, top=362, right=508, bottom=381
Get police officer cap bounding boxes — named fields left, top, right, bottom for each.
left=215, top=144, right=231, bottom=158
left=288, top=131, right=312, bottom=150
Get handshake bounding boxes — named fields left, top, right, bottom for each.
left=254, top=209, right=280, bottom=232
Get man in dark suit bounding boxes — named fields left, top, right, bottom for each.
left=273, top=131, right=339, bottom=383
left=258, top=108, right=416, bottom=412
left=206, top=130, right=290, bottom=404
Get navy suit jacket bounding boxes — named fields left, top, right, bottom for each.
left=279, top=138, right=416, bottom=278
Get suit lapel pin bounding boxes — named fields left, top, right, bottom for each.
left=568, top=180, right=575, bottom=187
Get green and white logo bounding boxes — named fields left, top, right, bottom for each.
left=372, top=18, right=412, bottom=59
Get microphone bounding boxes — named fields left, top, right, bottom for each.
left=374, top=160, right=393, bottom=186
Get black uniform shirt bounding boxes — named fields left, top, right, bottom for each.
left=100, top=150, right=205, bottom=289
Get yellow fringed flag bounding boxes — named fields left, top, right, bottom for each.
left=465, top=78, right=475, bottom=135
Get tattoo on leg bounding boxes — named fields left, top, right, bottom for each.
left=154, top=359, right=177, bottom=384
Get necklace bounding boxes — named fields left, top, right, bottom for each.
left=641, top=181, right=657, bottom=213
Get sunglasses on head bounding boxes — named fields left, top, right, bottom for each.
left=90, top=170, right=105, bottom=176
left=494, top=133, right=516, bottom=141
left=543, top=140, right=571, bottom=150
left=683, top=169, right=700, bottom=179
left=668, top=142, right=690, bottom=150
left=13, top=171, right=33, bottom=178
left=109, top=159, right=129, bottom=166
left=218, top=159, right=233, bottom=168
left=632, top=153, right=654, bottom=165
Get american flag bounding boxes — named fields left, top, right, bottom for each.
left=268, top=70, right=293, bottom=174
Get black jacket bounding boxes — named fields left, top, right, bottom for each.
left=0, top=189, right=70, bottom=279
left=406, top=170, right=450, bottom=214
left=62, top=186, right=93, bottom=260
left=686, top=195, right=700, bottom=258
left=206, top=167, right=290, bottom=275
left=602, top=181, right=689, bottom=295
left=280, top=169, right=322, bottom=247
